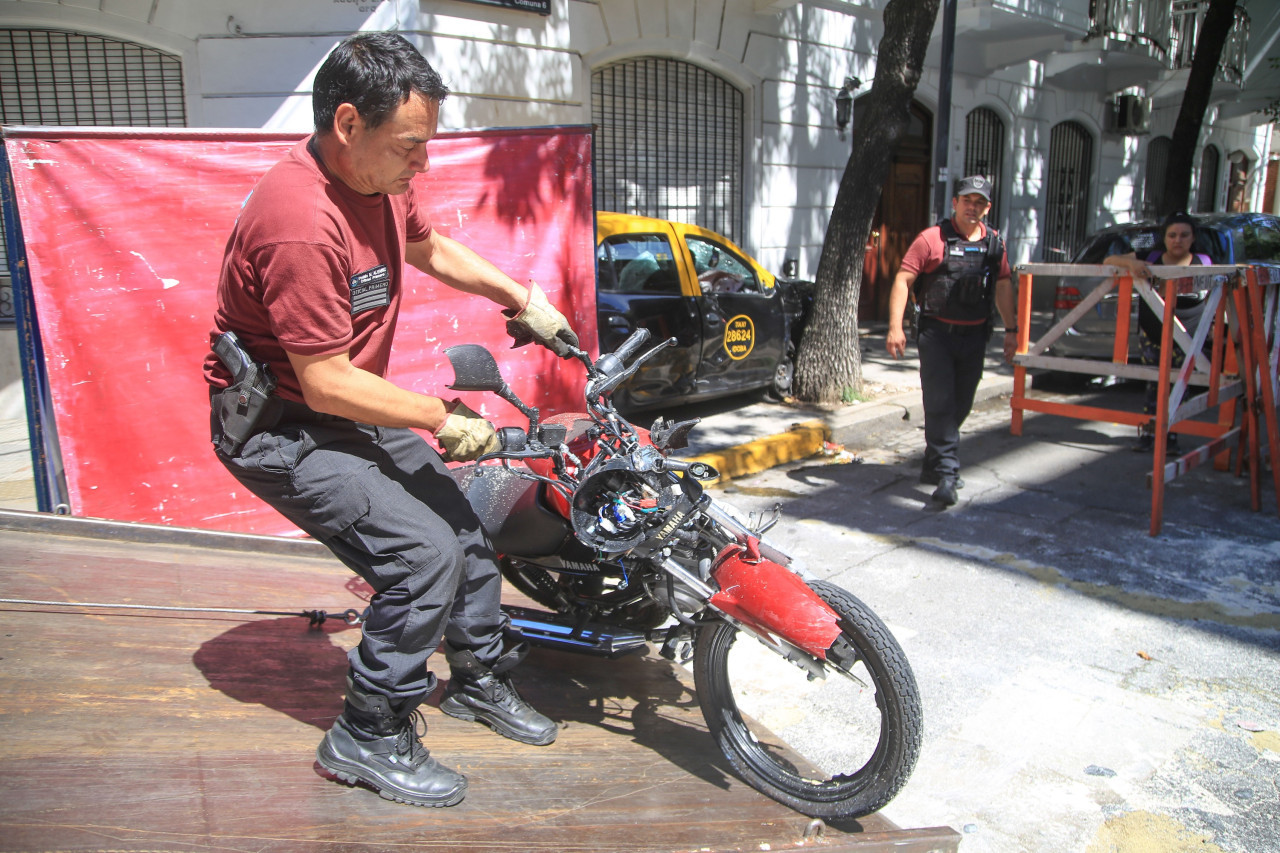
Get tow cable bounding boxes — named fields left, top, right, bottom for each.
left=0, top=597, right=365, bottom=627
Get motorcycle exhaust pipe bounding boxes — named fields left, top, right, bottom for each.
left=503, top=605, right=649, bottom=658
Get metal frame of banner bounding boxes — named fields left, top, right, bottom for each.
left=1008, top=262, right=1280, bottom=535
left=0, top=137, right=71, bottom=514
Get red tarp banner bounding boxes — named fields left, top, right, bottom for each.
left=3, top=127, right=595, bottom=536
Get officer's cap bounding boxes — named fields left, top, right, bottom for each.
left=954, top=175, right=992, bottom=201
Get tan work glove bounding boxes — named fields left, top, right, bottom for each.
left=503, top=283, right=580, bottom=358
left=435, top=401, right=500, bottom=462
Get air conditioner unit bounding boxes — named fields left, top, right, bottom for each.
left=1108, top=94, right=1151, bottom=134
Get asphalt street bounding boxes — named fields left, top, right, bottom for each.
left=674, top=376, right=1280, bottom=853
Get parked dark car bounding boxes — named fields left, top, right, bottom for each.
left=1044, top=212, right=1280, bottom=362
left=595, top=211, right=811, bottom=410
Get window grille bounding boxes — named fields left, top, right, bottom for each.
left=0, top=28, right=187, bottom=322
left=964, top=107, right=1004, bottom=231
left=1143, top=136, right=1171, bottom=218
left=1043, top=121, right=1093, bottom=262
left=1196, top=144, right=1220, bottom=212
left=592, top=58, right=744, bottom=242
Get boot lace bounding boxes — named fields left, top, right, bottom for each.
left=475, top=673, right=517, bottom=709
left=393, top=708, right=431, bottom=769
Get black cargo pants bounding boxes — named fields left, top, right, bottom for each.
left=916, top=317, right=988, bottom=480
left=212, top=402, right=505, bottom=703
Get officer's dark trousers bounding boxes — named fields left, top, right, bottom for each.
left=916, top=319, right=988, bottom=480
left=214, top=414, right=505, bottom=703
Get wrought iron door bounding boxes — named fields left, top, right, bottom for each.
left=1043, top=121, right=1093, bottom=262
left=592, top=58, right=744, bottom=242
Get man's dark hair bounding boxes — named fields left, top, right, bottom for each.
left=313, top=32, right=450, bottom=135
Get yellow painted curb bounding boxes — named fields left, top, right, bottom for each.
left=685, top=419, right=830, bottom=484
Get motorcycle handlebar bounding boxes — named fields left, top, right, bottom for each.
left=612, top=327, right=652, bottom=364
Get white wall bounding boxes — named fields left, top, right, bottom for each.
left=0, top=0, right=1272, bottom=283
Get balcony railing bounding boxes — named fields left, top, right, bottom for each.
left=1087, top=0, right=1250, bottom=85
left=1171, top=0, right=1249, bottom=86
left=1088, top=0, right=1173, bottom=61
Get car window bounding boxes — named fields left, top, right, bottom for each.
left=1242, top=219, right=1280, bottom=262
left=1075, top=225, right=1228, bottom=264
left=1074, top=229, right=1160, bottom=264
left=686, top=236, right=762, bottom=295
left=596, top=234, right=682, bottom=294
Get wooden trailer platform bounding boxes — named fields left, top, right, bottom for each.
left=0, top=510, right=959, bottom=853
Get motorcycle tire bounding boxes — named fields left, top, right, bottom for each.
left=693, top=579, right=922, bottom=819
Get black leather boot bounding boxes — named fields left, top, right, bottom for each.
left=316, top=674, right=467, bottom=807
left=439, top=645, right=557, bottom=746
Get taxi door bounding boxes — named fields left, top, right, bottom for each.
left=594, top=229, right=702, bottom=407
left=682, top=233, right=786, bottom=395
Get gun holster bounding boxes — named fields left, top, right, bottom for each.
left=212, top=331, right=281, bottom=457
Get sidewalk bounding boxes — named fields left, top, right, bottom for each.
left=667, top=327, right=1016, bottom=477
left=0, top=416, right=35, bottom=512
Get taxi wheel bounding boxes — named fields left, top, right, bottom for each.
left=765, top=348, right=795, bottom=401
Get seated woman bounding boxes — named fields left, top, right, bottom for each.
left=1104, top=211, right=1212, bottom=453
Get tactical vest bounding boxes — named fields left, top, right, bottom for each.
left=913, top=218, right=1004, bottom=324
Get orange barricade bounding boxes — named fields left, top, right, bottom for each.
left=1009, top=262, right=1280, bottom=535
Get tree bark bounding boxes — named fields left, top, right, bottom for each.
left=794, top=0, right=941, bottom=404
left=1162, top=0, right=1239, bottom=218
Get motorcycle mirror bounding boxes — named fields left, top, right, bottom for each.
left=445, top=345, right=505, bottom=392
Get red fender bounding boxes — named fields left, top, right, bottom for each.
left=709, top=539, right=842, bottom=659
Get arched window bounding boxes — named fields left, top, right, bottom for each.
left=1196, top=145, right=1220, bottom=212
left=592, top=58, right=744, bottom=241
left=1143, top=136, right=1172, bottom=218
left=1043, top=121, right=1093, bottom=262
left=0, top=28, right=186, bottom=322
left=964, top=107, right=1005, bottom=230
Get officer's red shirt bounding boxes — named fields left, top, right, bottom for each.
left=203, top=137, right=432, bottom=403
left=900, top=218, right=1012, bottom=280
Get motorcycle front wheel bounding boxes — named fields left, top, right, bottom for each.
left=693, top=579, right=922, bottom=819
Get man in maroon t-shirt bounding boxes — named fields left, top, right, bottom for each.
left=204, top=33, right=578, bottom=808
left=885, top=175, right=1016, bottom=507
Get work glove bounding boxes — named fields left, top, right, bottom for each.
left=503, top=283, right=580, bottom=358
left=435, top=401, right=500, bottom=462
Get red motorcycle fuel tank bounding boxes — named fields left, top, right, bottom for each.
left=709, top=540, right=842, bottom=659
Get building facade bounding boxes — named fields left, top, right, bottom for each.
left=0, top=0, right=1276, bottom=340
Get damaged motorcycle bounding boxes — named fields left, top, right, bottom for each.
left=448, top=329, right=921, bottom=819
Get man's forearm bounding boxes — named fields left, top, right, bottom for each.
left=290, top=351, right=452, bottom=432
left=995, top=277, right=1016, bottom=328
left=408, top=232, right=527, bottom=311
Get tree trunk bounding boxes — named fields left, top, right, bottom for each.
left=1162, top=0, right=1239, bottom=218
left=793, top=0, right=942, bottom=404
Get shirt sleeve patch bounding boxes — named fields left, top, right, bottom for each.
left=350, top=265, right=391, bottom=316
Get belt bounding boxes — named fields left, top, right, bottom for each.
left=920, top=316, right=988, bottom=336
left=274, top=398, right=348, bottom=427
left=209, top=387, right=348, bottom=432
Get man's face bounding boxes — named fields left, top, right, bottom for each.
left=342, top=92, right=440, bottom=196
left=952, top=192, right=990, bottom=227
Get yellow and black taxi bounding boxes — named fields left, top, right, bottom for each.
left=595, top=211, right=810, bottom=410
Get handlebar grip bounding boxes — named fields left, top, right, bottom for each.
left=612, top=327, right=652, bottom=364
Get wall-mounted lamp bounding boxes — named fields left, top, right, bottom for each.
left=835, top=76, right=861, bottom=140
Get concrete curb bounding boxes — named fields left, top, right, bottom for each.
left=685, top=374, right=1015, bottom=482
left=686, top=419, right=829, bottom=484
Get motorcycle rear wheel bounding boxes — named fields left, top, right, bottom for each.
left=693, top=579, right=921, bottom=819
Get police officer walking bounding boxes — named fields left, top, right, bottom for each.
left=203, top=33, right=578, bottom=807
left=885, top=175, right=1017, bottom=507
